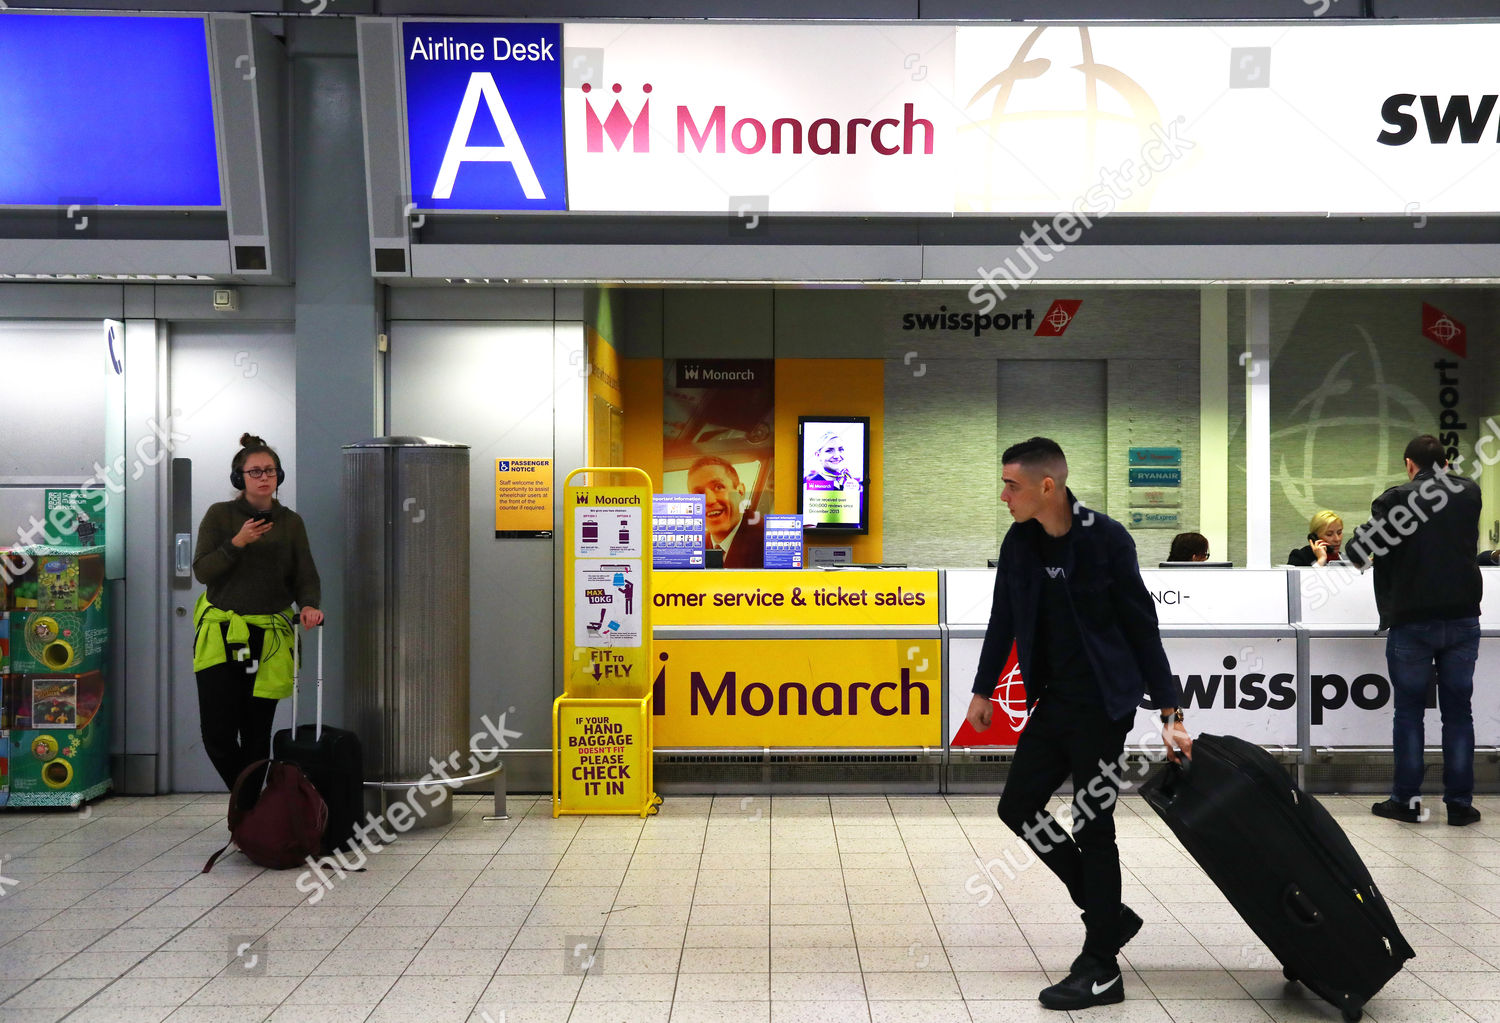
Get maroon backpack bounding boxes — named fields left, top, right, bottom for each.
left=203, top=759, right=328, bottom=872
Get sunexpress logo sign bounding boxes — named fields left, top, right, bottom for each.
left=403, top=22, right=566, bottom=211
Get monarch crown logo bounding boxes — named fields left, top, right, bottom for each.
left=583, top=83, right=651, bottom=153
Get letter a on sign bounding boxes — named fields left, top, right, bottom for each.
left=433, top=73, right=545, bottom=200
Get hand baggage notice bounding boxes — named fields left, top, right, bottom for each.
left=556, top=467, right=660, bottom=817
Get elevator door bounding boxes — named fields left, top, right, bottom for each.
left=166, top=323, right=298, bottom=791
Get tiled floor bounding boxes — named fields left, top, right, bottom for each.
left=1, top=791, right=1498, bottom=1023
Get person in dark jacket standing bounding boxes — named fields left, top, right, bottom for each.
left=1346, top=435, right=1482, bottom=826
left=192, top=433, right=323, bottom=790
left=966, top=437, right=1191, bottom=1011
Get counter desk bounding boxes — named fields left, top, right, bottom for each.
left=946, top=568, right=1299, bottom=755
left=650, top=569, right=944, bottom=756
left=1295, top=565, right=1500, bottom=756
left=646, top=566, right=1500, bottom=790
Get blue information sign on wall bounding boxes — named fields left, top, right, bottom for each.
left=0, top=15, right=221, bottom=207
left=1129, top=468, right=1182, bottom=487
left=1128, top=447, right=1182, bottom=466
left=403, top=22, right=566, bottom=211
left=763, top=515, right=804, bottom=570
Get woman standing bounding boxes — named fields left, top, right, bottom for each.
left=191, top=433, right=323, bottom=790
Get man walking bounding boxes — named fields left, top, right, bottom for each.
left=1348, top=435, right=1483, bottom=826
left=966, top=437, right=1191, bottom=1011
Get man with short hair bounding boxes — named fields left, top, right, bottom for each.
left=687, top=455, right=764, bottom=569
left=966, top=437, right=1191, bottom=1011
left=1347, top=434, right=1483, bottom=826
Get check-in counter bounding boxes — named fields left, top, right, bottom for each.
left=946, top=568, right=1298, bottom=753
left=650, top=570, right=944, bottom=759
left=644, top=565, right=1500, bottom=791
left=1294, top=565, right=1500, bottom=752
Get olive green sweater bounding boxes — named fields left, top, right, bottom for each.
left=193, top=498, right=321, bottom=614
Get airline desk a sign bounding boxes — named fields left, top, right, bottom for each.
left=566, top=482, right=651, bottom=696
left=402, top=21, right=567, bottom=211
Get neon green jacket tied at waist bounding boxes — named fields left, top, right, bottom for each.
left=193, top=593, right=297, bottom=699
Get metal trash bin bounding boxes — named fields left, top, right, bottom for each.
left=343, top=437, right=470, bottom=828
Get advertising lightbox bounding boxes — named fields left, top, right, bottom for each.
left=382, top=20, right=1500, bottom=217
left=402, top=21, right=566, bottom=211
left=0, top=14, right=222, bottom=208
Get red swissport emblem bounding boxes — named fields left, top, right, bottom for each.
left=951, top=643, right=1032, bottom=748
left=1034, top=299, right=1083, bottom=337
left=1422, top=302, right=1467, bottom=358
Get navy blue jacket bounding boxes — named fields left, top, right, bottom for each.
left=972, top=493, right=1182, bottom=722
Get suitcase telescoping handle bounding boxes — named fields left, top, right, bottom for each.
left=290, top=622, right=325, bottom=742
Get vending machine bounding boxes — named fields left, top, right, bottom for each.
left=0, top=611, right=10, bottom=808
left=1, top=546, right=111, bottom=807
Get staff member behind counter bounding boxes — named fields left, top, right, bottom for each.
left=687, top=455, right=764, bottom=568
left=1288, top=510, right=1345, bottom=567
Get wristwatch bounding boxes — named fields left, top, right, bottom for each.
left=1159, top=709, right=1184, bottom=724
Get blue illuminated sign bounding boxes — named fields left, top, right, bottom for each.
left=1129, top=468, right=1182, bottom=487
left=1128, top=447, right=1182, bottom=467
left=403, top=22, right=566, bottom=211
left=0, top=15, right=221, bottom=207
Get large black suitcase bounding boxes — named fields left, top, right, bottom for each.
left=273, top=627, right=364, bottom=855
left=1140, top=733, right=1413, bottom=1023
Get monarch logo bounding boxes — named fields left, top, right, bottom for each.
left=582, top=82, right=935, bottom=157
left=1034, top=299, right=1082, bottom=337
left=583, top=83, right=651, bottom=153
left=652, top=653, right=931, bottom=718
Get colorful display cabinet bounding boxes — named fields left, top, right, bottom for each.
left=1, top=547, right=110, bottom=808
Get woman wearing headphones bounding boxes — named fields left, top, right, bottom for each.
left=191, top=433, right=323, bottom=790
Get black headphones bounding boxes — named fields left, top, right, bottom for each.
left=231, top=454, right=286, bottom=490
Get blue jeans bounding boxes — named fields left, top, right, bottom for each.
left=1386, top=616, right=1480, bottom=806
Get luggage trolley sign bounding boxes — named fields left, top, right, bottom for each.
left=564, top=468, right=653, bottom=697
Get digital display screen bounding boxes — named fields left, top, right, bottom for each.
left=797, top=416, right=870, bottom=534
left=0, top=14, right=222, bottom=207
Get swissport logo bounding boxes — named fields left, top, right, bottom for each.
left=1034, top=299, right=1082, bottom=337
left=952, top=644, right=1031, bottom=748
left=1422, top=302, right=1467, bottom=358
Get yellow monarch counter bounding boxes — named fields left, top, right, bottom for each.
left=649, top=569, right=943, bottom=751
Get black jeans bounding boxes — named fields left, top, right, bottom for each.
left=195, top=623, right=279, bottom=790
left=998, top=695, right=1134, bottom=964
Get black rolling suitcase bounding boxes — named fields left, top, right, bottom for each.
left=273, top=627, right=365, bottom=855
left=1140, top=733, right=1413, bottom=1023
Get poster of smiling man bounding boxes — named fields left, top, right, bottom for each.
left=662, top=360, right=775, bottom=569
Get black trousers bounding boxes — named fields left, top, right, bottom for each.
left=195, top=623, right=280, bottom=791
left=998, top=695, right=1134, bottom=964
